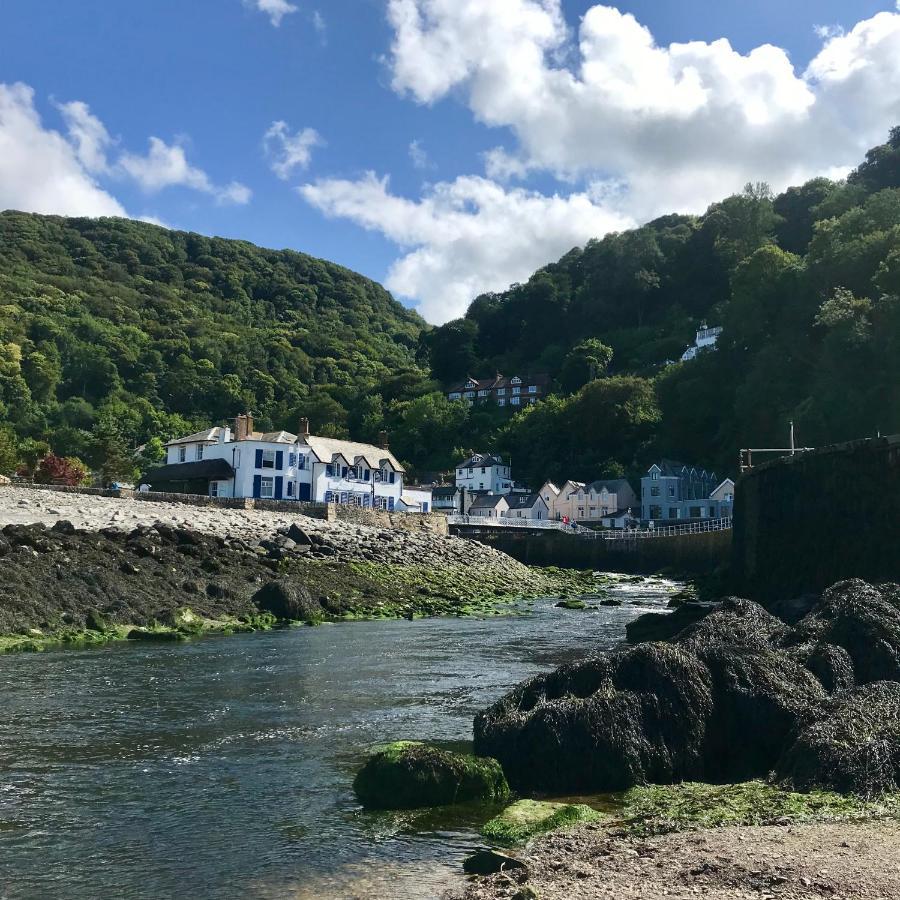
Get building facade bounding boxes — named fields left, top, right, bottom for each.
left=447, top=373, right=551, bottom=408
left=454, top=453, right=513, bottom=494
left=152, top=414, right=405, bottom=509
left=571, top=479, right=639, bottom=525
left=640, top=460, right=734, bottom=522
left=505, top=493, right=549, bottom=520
left=681, top=324, right=723, bottom=361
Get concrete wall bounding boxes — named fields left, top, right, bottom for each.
left=732, top=435, right=900, bottom=601
left=452, top=525, right=730, bottom=575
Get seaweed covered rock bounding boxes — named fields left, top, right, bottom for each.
left=790, top=642, right=856, bottom=694
left=474, top=643, right=714, bottom=793
left=482, top=799, right=603, bottom=846
left=776, top=681, right=900, bottom=797
left=251, top=580, right=321, bottom=623
left=786, top=580, right=900, bottom=684
left=353, top=742, right=509, bottom=809
left=698, top=646, right=826, bottom=781
left=625, top=602, right=712, bottom=644
left=676, top=598, right=785, bottom=653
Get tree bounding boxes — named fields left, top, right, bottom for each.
left=0, top=425, right=18, bottom=475
left=33, top=453, right=90, bottom=486
left=559, top=339, right=614, bottom=394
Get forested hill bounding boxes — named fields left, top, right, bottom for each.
left=0, top=212, right=428, bottom=475
left=425, top=128, right=900, bottom=484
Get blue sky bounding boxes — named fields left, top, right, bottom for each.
left=1, top=0, right=899, bottom=323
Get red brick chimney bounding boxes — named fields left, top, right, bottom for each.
left=234, top=412, right=254, bottom=441
left=378, top=430, right=389, bottom=450
left=298, top=417, right=310, bottom=439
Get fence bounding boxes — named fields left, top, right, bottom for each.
left=448, top=514, right=733, bottom=539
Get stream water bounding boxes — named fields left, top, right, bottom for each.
left=0, top=576, right=677, bottom=900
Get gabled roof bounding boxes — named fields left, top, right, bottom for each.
left=432, top=485, right=461, bottom=499
left=250, top=430, right=298, bottom=444
left=470, top=494, right=509, bottom=510
left=457, top=453, right=505, bottom=468
left=164, top=427, right=224, bottom=447
left=506, top=493, right=545, bottom=510
left=539, top=481, right=560, bottom=495
left=447, top=373, right=552, bottom=393
left=585, top=478, right=634, bottom=495
left=301, top=435, right=405, bottom=473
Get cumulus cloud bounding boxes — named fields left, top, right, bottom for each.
left=385, top=1, right=900, bottom=221
left=119, top=137, right=252, bottom=205
left=56, top=99, right=113, bottom=174
left=408, top=139, right=433, bottom=170
left=263, top=121, right=322, bottom=179
left=300, top=172, right=632, bottom=323
left=0, top=82, right=125, bottom=217
left=246, top=0, right=298, bottom=27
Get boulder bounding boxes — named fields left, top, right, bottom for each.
left=555, top=598, right=586, bottom=610
left=287, top=523, right=313, bottom=545
left=482, top=799, right=603, bottom=846
left=0, top=474, right=10, bottom=485
left=51, top=520, right=77, bottom=536
left=462, top=849, right=527, bottom=876
left=474, top=643, right=714, bottom=793
left=626, top=602, right=712, bottom=644
left=776, top=681, right=900, bottom=797
left=251, top=580, right=322, bottom=623
left=786, top=579, right=900, bottom=684
left=353, top=741, right=509, bottom=809
left=676, top=598, right=785, bottom=653
left=790, top=642, right=856, bottom=694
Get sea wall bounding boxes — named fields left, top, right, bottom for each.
left=454, top=526, right=730, bottom=575
left=732, top=435, right=900, bottom=601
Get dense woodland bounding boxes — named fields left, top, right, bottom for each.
left=0, top=129, right=899, bottom=486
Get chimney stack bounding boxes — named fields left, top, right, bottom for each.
left=234, top=412, right=254, bottom=441
left=298, top=417, right=310, bottom=439
left=378, top=430, right=390, bottom=450
left=245, top=411, right=254, bottom=438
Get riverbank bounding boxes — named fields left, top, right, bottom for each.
left=457, top=817, right=900, bottom=900
left=0, top=487, right=599, bottom=652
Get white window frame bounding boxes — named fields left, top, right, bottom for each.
left=196, top=445, right=204, bottom=461
left=528, top=385, right=537, bottom=393
left=260, top=477, right=275, bottom=499
left=262, top=449, right=276, bottom=469
left=209, top=481, right=220, bottom=497
left=178, top=446, right=186, bottom=463
left=511, top=396, right=520, bottom=405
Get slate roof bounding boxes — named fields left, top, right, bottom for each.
left=469, top=494, right=508, bottom=510
left=583, top=478, right=634, bottom=495
left=457, top=453, right=505, bottom=468
left=164, top=427, right=224, bottom=447
left=141, top=459, right=235, bottom=483
left=433, top=486, right=461, bottom=499
left=505, top=493, right=544, bottom=510
left=448, top=373, right=552, bottom=393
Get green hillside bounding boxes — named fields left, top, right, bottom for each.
left=0, top=212, right=429, bottom=477
left=426, top=128, right=900, bottom=484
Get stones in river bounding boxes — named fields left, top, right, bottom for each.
left=353, top=741, right=509, bottom=810
left=462, top=848, right=527, bottom=876
left=555, top=598, right=587, bottom=610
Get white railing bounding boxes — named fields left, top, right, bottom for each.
left=447, top=514, right=732, bottom=539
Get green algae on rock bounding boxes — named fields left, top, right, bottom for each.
left=353, top=742, right=510, bottom=810
left=482, top=799, right=603, bottom=846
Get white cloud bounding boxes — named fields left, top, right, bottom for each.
left=385, top=1, right=900, bottom=222
left=312, top=10, right=326, bottom=42
left=119, top=136, right=251, bottom=205
left=300, top=172, right=632, bottom=324
left=56, top=99, right=113, bottom=174
left=263, top=121, right=322, bottom=179
left=246, top=0, right=298, bottom=27
left=408, top=139, right=432, bottom=170
left=0, top=82, right=125, bottom=217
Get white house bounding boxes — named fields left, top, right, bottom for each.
left=397, top=486, right=433, bottom=513
left=681, top=324, right=723, bottom=361
left=504, top=493, right=549, bottom=520
left=539, top=479, right=586, bottom=521
left=152, top=414, right=406, bottom=509
left=455, top=453, right=513, bottom=494
left=468, top=494, right=510, bottom=518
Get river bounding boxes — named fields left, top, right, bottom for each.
left=0, top=576, right=677, bottom=899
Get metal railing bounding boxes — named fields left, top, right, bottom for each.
left=447, top=514, right=733, bottom=539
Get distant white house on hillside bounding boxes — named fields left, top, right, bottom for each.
left=681, top=324, right=723, bottom=361
left=148, top=414, right=406, bottom=509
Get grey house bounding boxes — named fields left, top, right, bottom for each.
left=640, top=460, right=734, bottom=522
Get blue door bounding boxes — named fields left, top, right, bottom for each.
left=298, top=483, right=311, bottom=501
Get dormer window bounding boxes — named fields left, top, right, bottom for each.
left=510, top=376, right=522, bottom=385
left=466, top=380, right=477, bottom=389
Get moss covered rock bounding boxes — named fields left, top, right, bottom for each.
left=555, top=598, right=587, bottom=610
left=483, top=799, right=603, bottom=845
left=353, top=741, right=509, bottom=809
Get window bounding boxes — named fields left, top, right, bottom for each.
left=511, top=376, right=522, bottom=384
left=464, top=391, right=476, bottom=399
left=496, top=388, right=506, bottom=396
left=651, top=485, right=660, bottom=497
left=288, top=452, right=297, bottom=468
left=467, top=467, right=473, bottom=475
left=481, top=467, right=486, bottom=473
left=511, top=396, right=520, bottom=406
left=449, top=392, right=461, bottom=400
left=260, top=477, right=274, bottom=499
left=690, top=506, right=702, bottom=518
left=650, top=469, right=659, bottom=481
left=668, top=485, right=676, bottom=497
left=297, top=455, right=307, bottom=470
left=529, top=398, right=536, bottom=404
left=498, top=398, right=506, bottom=406
left=287, top=482, right=295, bottom=497
left=209, top=482, right=220, bottom=497
left=477, top=390, right=489, bottom=397
left=512, top=386, right=521, bottom=395
left=326, top=463, right=334, bottom=477
left=262, top=449, right=276, bottom=469
left=725, top=493, right=734, bottom=502
left=649, top=505, right=662, bottom=519
left=669, top=508, right=679, bottom=519
left=347, top=466, right=358, bottom=480
left=196, top=445, right=204, bottom=461
left=528, top=385, right=537, bottom=393
left=233, top=450, right=241, bottom=468
left=178, top=446, right=186, bottom=462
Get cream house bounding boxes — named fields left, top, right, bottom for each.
left=538, top=479, right=585, bottom=521
left=571, top=479, right=638, bottom=524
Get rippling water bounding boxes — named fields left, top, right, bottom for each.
left=0, top=576, right=677, bottom=900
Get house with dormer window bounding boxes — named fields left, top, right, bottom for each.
left=148, top=415, right=405, bottom=509
left=640, top=460, right=732, bottom=522
left=446, top=373, right=551, bottom=407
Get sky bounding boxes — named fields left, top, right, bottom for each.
left=1, top=0, right=900, bottom=324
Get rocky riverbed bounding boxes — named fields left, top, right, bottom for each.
left=0, top=486, right=595, bottom=651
